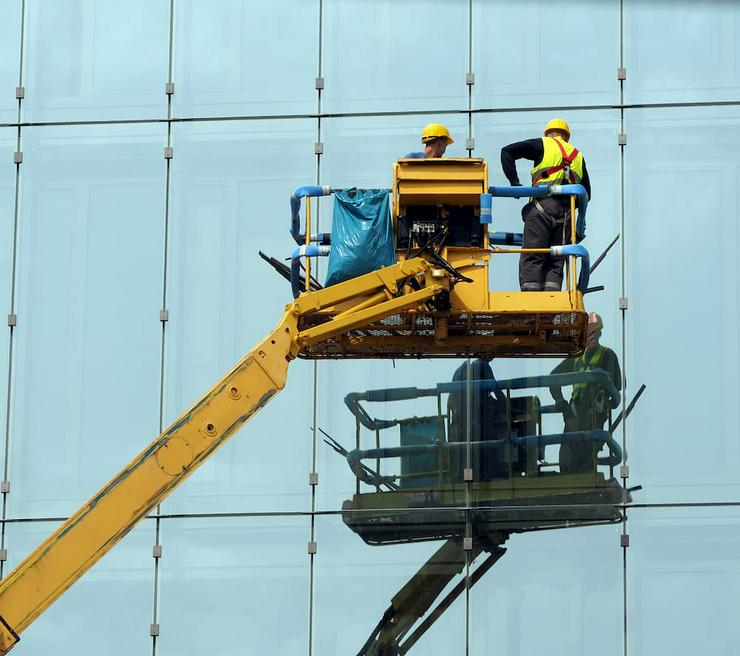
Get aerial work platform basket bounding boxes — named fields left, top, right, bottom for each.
left=289, top=158, right=590, bottom=359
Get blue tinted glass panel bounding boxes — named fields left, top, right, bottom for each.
left=314, top=512, right=466, bottom=654
left=471, top=522, right=622, bottom=655
left=628, top=507, right=740, bottom=654
left=625, top=0, right=740, bottom=104
left=624, top=106, right=740, bottom=503
left=4, top=520, right=154, bottom=655
left=0, top=1, right=21, bottom=123
left=0, top=129, right=14, bottom=468
left=321, top=0, right=467, bottom=113
left=22, top=0, right=168, bottom=122
left=172, top=0, right=318, bottom=118
left=473, top=0, right=619, bottom=109
left=162, top=119, right=315, bottom=514
left=157, top=515, right=309, bottom=655
left=8, top=123, right=164, bottom=517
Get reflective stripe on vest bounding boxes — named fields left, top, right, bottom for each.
left=531, top=137, right=584, bottom=186
left=571, top=345, right=606, bottom=401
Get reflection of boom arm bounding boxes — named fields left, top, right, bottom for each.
left=0, top=257, right=442, bottom=653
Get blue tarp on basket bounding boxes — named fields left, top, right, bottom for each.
left=324, top=189, right=396, bottom=287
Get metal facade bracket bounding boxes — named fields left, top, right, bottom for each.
left=620, top=534, right=630, bottom=548
left=164, top=146, right=173, bottom=159
left=307, top=541, right=317, bottom=555
left=15, top=87, right=24, bottom=100
left=308, top=472, right=318, bottom=486
left=465, top=138, right=475, bottom=151
left=314, top=142, right=323, bottom=155
left=165, top=82, right=174, bottom=95
left=152, top=545, right=162, bottom=559
left=13, top=152, right=22, bottom=164
left=618, top=133, right=627, bottom=146
left=466, top=72, right=475, bottom=85
left=159, top=309, right=169, bottom=322
left=0, top=482, right=8, bottom=494
left=463, top=537, right=473, bottom=551
left=0, top=550, right=6, bottom=562
left=617, top=67, right=627, bottom=80
left=315, top=77, right=324, bottom=90
left=463, top=468, right=473, bottom=482
left=620, top=465, right=629, bottom=479
left=150, top=624, right=160, bottom=637
left=7, top=315, right=16, bottom=327
left=619, top=297, right=628, bottom=310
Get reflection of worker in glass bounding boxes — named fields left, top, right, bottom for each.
left=403, top=123, right=454, bottom=159
left=500, top=118, right=591, bottom=291
left=549, top=312, right=621, bottom=474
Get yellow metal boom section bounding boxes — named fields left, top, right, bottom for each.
left=0, top=258, right=439, bottom=653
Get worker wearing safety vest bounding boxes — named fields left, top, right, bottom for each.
left=500, top=119, right=592, bottom=291
left=549, top=312, right=621, bottom=475
left=403, top=123, right=454, bottom=159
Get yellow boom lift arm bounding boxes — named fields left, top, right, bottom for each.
left=0, top=157, right=589, bottom=652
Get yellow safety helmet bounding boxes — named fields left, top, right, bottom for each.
left=421, top=123, right=454, bottom=145
left=544, top=118, right=570, bottom=139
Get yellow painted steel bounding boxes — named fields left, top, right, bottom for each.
left=0, top=257, right=440, bottom=654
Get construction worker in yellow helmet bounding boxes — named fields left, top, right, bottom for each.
left=500, top=119, right=592, bottom=291
left=548, top=312, right=622, bottom=474
left=403, top=123, right=454, bottom=159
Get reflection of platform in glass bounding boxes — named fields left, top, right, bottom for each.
left=343, top=476, right=628, bottom=545
left=298, top=300, right=586, bottom=359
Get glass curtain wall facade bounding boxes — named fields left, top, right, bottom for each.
left=1, top=1, right=739, bottom=654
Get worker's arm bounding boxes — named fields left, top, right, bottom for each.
left=581, top=159, right=592, bottom=200
left=549, top=358, right=574, bottom=407
left=500, top=138, right=544, bottom=186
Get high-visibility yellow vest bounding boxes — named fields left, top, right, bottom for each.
left=531, top=137, right=584, bottom=186
left=571, top=345, right=605, bottom=402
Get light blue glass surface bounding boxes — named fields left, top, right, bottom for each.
left=471, top=522, right=622, bottom=656
left=4, top=520, right=154, bottom=655
left=172, top=0, right=318, bottom=118
left=0, top=0, right=21, bottom=124
left=628, top=507, right=740, bottom=654
left=625, top=0, right=740, bottom=104
left=0, top=129, right=15, bottom=474
left=321, top=0, right=468, bottom=114
left=473, top=0, right=619, bottom=109
left=624, top=106, right=740, bottom=503
left=314, top=512, right=466, bottom=654
left=157, top=515, right=309, bottom=656
left=320, top=113, right=470, bottom=191
left=162, top=119, right=316, bottom=514
left=8, top=123, right=165, bottom=518
left=21, top=0, right=169, bottom=122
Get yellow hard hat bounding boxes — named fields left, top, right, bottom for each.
left=544, top=118, right=570, bottom=139
left=421, top=123, right=454, bottom=145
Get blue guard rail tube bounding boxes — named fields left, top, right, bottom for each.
left=290, top=244, right=331, bottom=298
left=290, top=185, right=333, bottom=244
left=489, top=184, right=588, bottom=238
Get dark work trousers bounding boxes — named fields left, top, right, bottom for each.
left=519, top=196, right=571, bottom=291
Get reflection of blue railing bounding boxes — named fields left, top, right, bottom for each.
left=344, top=370, right=620, bottom=431
left=346, top=429, right=621, bottom=486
